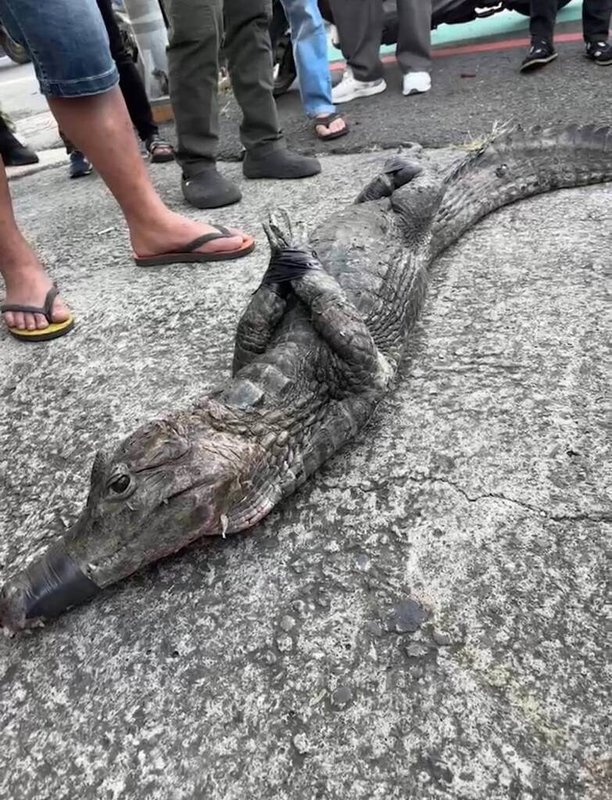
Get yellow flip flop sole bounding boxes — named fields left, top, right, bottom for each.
left=7, top=315, right=75, bottom=342
left=2, top=286, right=74, bottom=343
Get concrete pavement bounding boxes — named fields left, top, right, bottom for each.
left=3, top=23, right=611, bottom=163
left=0, top=145, right=610, bottom=798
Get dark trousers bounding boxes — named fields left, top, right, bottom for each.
left=165, top=0, right=282, bottom=176
left=62, top=0, right=157, bottom=153
left=530, top=0, right=612, bottom=43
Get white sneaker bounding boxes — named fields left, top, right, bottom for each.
left=402, top=71, right=432, bottom=96
left=332, top=69, right=387, bottom=104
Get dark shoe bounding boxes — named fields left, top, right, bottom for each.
left=145, top=133, right=175, bottom=163
left=243, top=148, right=321, bottom=180
left=181, top=167, right=242, bottom=209
left=585, top=41, right=612, bottom=65
left=0, top=141, right=39, bottom=167
left=520, top=40, right=558, bottom=72
left=69, top=151, right=93, bottom=179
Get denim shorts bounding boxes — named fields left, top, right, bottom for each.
left=0, top=0, right=119, bottom=97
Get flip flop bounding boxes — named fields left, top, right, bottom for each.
left=133, top=225, right=255, bottom=267
left=145, top=135, right=175, bottom=164
left=314, top=113, right=349, bottom=142
left=1, top=286, right=74, bottom=342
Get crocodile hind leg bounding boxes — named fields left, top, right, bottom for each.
left=355, top=155, right=423, bottom=203
left=262, top=210, right=393, bottom=393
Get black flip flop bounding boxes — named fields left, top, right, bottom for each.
left=1, top=286, right=74, bottom=342
left=314, top=113, right=349, bottom=142
left=133, top=225, right=255, bottom=267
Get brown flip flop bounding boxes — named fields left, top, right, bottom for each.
left=134, top=225, right=255, bottom=267
left=314, top=113, right=349, bottom=142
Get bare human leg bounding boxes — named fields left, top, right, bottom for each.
left=48, top=88, right=248, bottom=259
left=0, top=158, right=71, bottom=332
left=1, top=89, right=251, bottom=335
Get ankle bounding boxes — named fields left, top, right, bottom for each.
left=125, top=198, right=172, bottom=239
left=1, top=260, right=48, bottom=295
left=0, top=237, right=40, bottom=273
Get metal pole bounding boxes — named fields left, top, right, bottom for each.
left=119, top=0, right=169, bottom=101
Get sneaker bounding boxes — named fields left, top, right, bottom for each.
left=520, top=39, right=558, bottom=72
left=69, top=151, right=93, bottom=179
left=402, top=71, right=432, bottom=96
left=585, top=41, right=612, bottom=65
left=331, top=68, right=387, bottom=104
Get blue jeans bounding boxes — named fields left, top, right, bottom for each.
left=280, top=0, right=335, bottom=117
left=0, top=0, right=118, bottom=97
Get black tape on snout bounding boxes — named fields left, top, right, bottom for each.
left=18, top=543, right=99, bottom=623
left=261, top=248, right=323, bottom=297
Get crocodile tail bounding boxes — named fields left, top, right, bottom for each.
left=431, top=124, right=612, bottom=258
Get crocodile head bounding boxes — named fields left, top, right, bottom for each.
left=0, top=415, right=260, bottom=632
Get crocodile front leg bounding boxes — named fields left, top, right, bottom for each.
left=232, top=286, right=288, bottom=376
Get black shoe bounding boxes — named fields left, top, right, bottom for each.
left=181, top=167, right=242, bottom=209
left=585, top=40, right=612, bottom=66
left=520, top=40, right=558, bottom=72
left=0, top=140, right=39, bottom=167
left=243, top=148, right=321, bottom=180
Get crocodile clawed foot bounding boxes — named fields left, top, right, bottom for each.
left=263, top=208, right=310, bottom=254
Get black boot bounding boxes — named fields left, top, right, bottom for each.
left=181, top=166, right=242, bottom=209
left=243, top=148, right=321, bottom=180
left=0, top=116, right=39, bottom=167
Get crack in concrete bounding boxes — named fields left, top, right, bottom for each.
left=354, top=473, right=610, bottom=523
left=433, top=477, right=610, bottom=523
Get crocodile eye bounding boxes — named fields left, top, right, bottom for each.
left=109, top=474, right=132, bottom=495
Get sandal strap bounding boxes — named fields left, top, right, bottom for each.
left=43, top=285, right=59, bottom=319
left=183, top=226, right=234, bottom=251
left=314, top=113, right=342, bottom=129
left=148, top=139, right=172, bottom=152
left=1, top=286, right=58, bottom=323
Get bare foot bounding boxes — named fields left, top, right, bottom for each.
left=315, top=114, right=348, bottom=140
left=1, top=259, right=71, bottom=332
left=131, top=212, right=251, bottom=259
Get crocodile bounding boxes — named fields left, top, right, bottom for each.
left=1, top=124, right=611, bottom=633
